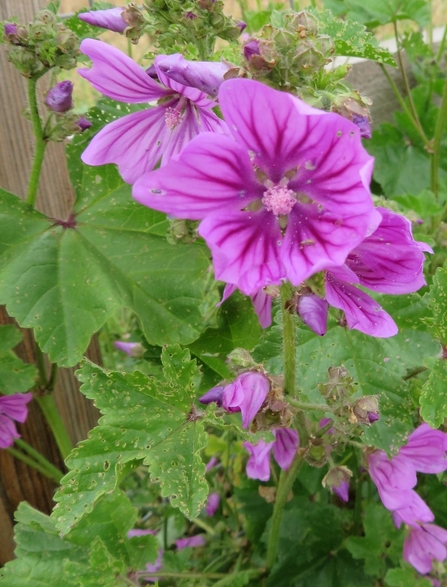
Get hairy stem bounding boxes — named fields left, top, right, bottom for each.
left=26, top=77, right=47, bottom=207
left=35, top=393, right=73, bottom=460
left=14, top=438, right=63, bottom=482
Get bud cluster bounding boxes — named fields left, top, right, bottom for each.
left=43, top=80, right=91, bottom=142
left=3, top=10, right=80, bottom=78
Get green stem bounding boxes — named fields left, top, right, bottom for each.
left=26, top=77, right=47, bottom=207
left=280, top=282, right=296, bottom=397
left=265, top=452, right=304, bottom=571
left=288, top=399, right=329, bottom=412
left=436, top=25, right=447, bottom=64
left=191, top=517, right=216, bottom=536
left=139, top=571, right=227, bottom=579
left=431, top=78, right=447, bottom=201
left=6, top=446, right=61, bottom=483
left=14, top=438, right=63, bottom=482
left=35, top=394, right=73, bottom=460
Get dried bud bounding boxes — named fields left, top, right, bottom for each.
left=351, top=395, right=380, bottom=424
left=319, top=366, right=355, bottom=402
left=45, top=81, right=73, bottom=112
left=79, top=7, right=128, bottom=33
left=322, top=466, right=352, bottom=502
left=226, top=348, right=256, bottom=373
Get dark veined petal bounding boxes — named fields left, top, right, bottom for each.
left=133, top=133, right=262, bottom=220
left=79, top=39, right=170, bottom=103
left=81, top=107, right=173, bottom=185
left=346, top=207, right=432, bottom=294
left=199, top=210, right=285, bottom=295
left=326, top=273, right=398, bottom=338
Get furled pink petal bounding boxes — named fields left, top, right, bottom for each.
left=133, top=133, right=262, bottom=220
left=244, top=440, right=274, bottom=481
left=79, top=8, right=128, bottom=33
left=155, top=53, right=233, bottom=97
left=345, top=208, right=432, bottom=294
left=127, top=528, right=157, bottom=538
left=176, top=535, right=206, bottom=549
left=0, top=414, right=20, bottom=448
left=404, top=524, right=447, bottom=575
left=399, top=423, right=447, bottom=475
left=81, top=107, right=171, bottom=185
left=199, top=210, right=284, bottom=295
left=45, top=81, right=73, bottom=112
left=368, top=450, right=417, bottom=510
left=198, top=386, right=224, bottom=406
left=392, top=491, right=434, bottom=527
left=222, top=371, right=269, bottom=428
left=272, top=428, right=299, bottom=470
left=79, top=39, right=169, bottom=103
left=297, top=293, right=328, bottom=335
left=205, top=457, right=218, bottom=472
left=205, top=492, right=220, bottom=516
left=0, top=393, right=32, bottom=423
left=114, top=341, right=139, bottom=356
left=325, top=273, right=398, bottom=338
left=251, top=288, right=273, bottom=328
left=333, top=480, right=350, bottom=502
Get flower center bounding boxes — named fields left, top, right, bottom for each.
left=262, top=185, right=296, bottom=216
left=164, top=106, right=183, bottom=131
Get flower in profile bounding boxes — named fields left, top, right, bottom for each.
left=403, top=523, right=447, bottom=575
left=133, top=78, right=378, bottom=296
left=45, top=81, right=74, bottom=113
left=79, top=39, right=228, bottom=185
left=244, top=439, right=274, bottom=481
left=78, top=8, right=128, bottom=33
left=244, top=427, right=299, bottom=481
left=176, top=535, right=206, bottom=549
left=323, top=466, right=352, bottom=502
left=0, top=393, right=32, bottom=449
left=205, top=492, right=220, bottom=516
left=114, top=340, right=144, bottom=358
left=272, top=428, right=299, bottom=470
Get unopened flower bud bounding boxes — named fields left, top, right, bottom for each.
left=45, top=81, right=73, bottom=112
left=114, top=341, right=145, bottom=358
left=205, top=492, right=220, bottom=516
left=243, top=39, right=260, bottom=61
left=352, top=115, right=372, bottom=139
left=76, top=116, right=92, bottom=132
left=79, top=8, right=128, bottom=33
left=297, top=294, right=328, bottom=336
left=352, top=395, right=380, bottom=424
left=237, top=20, right=247, bottom=32
left=322, top=466, right=352, bottom=502
left=4, top=23, right=17, bottom=36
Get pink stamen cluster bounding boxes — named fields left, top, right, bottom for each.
left=262, top=185, right=296, bottom=216
left=164, top=107, right=182, bottom=130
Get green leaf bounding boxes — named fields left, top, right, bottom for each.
left=321, top=0, right=429, bottom=28
left=46, top=0, right=61, bottom=15
left=420, top=360, right=447, bottom=428
left=315, top=9, right=396, bottom=66
left=385, top=566, right=433, bottom=587
left=0, top=176, right=210, bottom=366
left=393, top=190, right=443, bottom=220
left=53, top=346, right=208, bottom=534
left=427, top=265, right=447, bottom=344
left=0, top=324, right=37, bottom=394
left=346, top=503, right=403, bottom=577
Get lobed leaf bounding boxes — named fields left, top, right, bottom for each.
left=0, top=324, right=37, bottom=394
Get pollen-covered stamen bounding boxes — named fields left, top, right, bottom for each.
left=164, top=106, right=183, bottom=130
left=262, top=185, right=296, bottom=216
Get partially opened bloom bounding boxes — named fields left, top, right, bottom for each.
left=134, top=78, right=378, bottom=295
left=79, top=8, right=128, bottom=33
left=45, top=81, right=73, bottom=112
left=272, top=428, right=299, bottom=470
left=79, top=39, right=228, bottom=184
left=221, top=371, right=269, bottom=428
left=244, top=427, right=299, bottom=481
left=403, top=523, right=447, bottom=575
left=0, top=393, right=32, bottom=449
left=244, top=439, right=274, bottom=481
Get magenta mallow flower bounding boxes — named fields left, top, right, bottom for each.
left=45, top=81, right=74, bottom=113
left=0, top=393, right=32, bottom=449
left=199, top=371, right=269, bottom=428
left=79, top=39, right=228, bottom=185
left=156, top=53, right=234, bottom=97
left=399, top=423, right=447, bottom=474
left=244, top=427, right=299, bottom=481
left=175, top=535, right=206, bottom=549
left=205, top=492, right=220, bottom=516
left=4, top=23, right=18, bottom=36
left=403, top=523, right=447, bottom=575
left=78, top=8, right=128, bottom=33
left=299, top=208, right=432, bottom=338
left=133, top=78, right=378, bottom=296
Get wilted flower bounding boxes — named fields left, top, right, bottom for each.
left=45, top=81, right=73, bottom=112
left=133, top=78, right=377, bottom=296
left=78, top=8, right=128, bottom=33
left=205, top=492, right=220, bottom=516
left=176, top=535, right=206, bottom=549
left=79, top=39, right=228, bottom=184
left=403, top=523, right=447, bottom=575
left=0, top=393, right=32, bottom=449
left=352, top=395, right=380, bottom=424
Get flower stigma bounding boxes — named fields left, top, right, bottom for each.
left=262, top=184, right=296, bottom=216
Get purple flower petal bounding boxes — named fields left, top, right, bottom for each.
left=45, top=81, right=73, bottom=113
left=205, top=492, right=220, bottom=516
left=79, top=8, right=128, bottom=33
left=79, top=39, right=169, bottom=103
left=297, top=293, right=328, bottom=336
left=243, top=440, right=274, bottom=481
left=222, top=372, right=269, bottom=428
left=399, top=423, right=447, bottom=475
left=199, top=386, right=224, bottom=406
left=176, top=535, right=206, bottom=549
left=345, top=208, right=432, bottom=294
left=0, top=393, right=32, bottom=423
left=76, top=117, right=92, bottom=132
left=272, top=428, right=299, bottom=470
left=127, top=528, right=157, bottom=538
left=326, top=272, right=398, bottom=338
left=368, top=450, right=417, bottom=510
left=251, top=288, right=273, bottom=328
left=0, top=414, right=20, bottom=448
left=133, top=133, right=262, bottom=220
left=155, top=54, right=233, bottom=97
left=333, top=480, right=350, bottom=502
left=404, top=523, right=447, bottom=574
left=114, top=341, right=139, bottom=356
left=199, top=210, right=284, bottom=295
